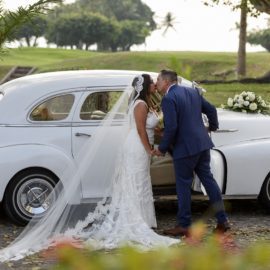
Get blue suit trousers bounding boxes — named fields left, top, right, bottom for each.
left=173, top=149, right=227, bottom=228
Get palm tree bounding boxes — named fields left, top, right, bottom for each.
left=160, top=12, right=178, bottom=36
left=0, top=0, right=61, bottom=52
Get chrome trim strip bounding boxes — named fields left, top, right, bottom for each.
left=214, top=136, right=270, bottom=147
left=214, top=129, right=238, bottom=133
left=0, top=142, right=56, bottom=149
left=72, top=121, right=126, bottom=127
left=0, top=123, right=72, bottom=127
left=0, top=119, right=127, bottom=128
left=240, top=137, right=270, bottom=142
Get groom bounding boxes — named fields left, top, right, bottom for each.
left=155, top=69, right=230, bottom=237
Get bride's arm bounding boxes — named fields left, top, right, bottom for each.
left=134, top=102, right=153, bottom=155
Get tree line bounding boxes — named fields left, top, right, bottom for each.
left=8, top=0, right=156, bottom=51
left=2, top=0, right=270, bottom=79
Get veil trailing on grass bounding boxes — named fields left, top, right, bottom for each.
left=0, top=77, right=179, bottom=262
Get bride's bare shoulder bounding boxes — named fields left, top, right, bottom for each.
left=134, top=99, right=148, bottom=108
left=134, top=100, right=148, bottom=110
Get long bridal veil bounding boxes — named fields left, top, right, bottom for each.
left=0, top=80, right=179, bottom=262
left=0, top=85, right=132, bottom=261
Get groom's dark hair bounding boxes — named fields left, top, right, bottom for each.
left=160, top=69, right=178, bottom=83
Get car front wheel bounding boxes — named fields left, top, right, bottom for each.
left=259, top=174, right=270, bottom=209
left=3, top=168, right=60, bottom=225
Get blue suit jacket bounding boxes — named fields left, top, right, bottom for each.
left=158, top=84, right=218, bottom=159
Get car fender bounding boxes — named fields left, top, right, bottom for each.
left=0, top=144, right=79, bottom=202
left=217, top=139, right=270, bottom=196
left=193, top=149, right=225, bottom=195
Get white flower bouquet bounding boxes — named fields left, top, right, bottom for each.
left=222, top=91, right=270, bottom=114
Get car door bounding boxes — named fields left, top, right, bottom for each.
left=71, top=88, right=128, bottom=200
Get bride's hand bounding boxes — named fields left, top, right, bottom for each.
left=148, top=149, right=156, bottom=156
left=153, top=148, right=164, bottom=157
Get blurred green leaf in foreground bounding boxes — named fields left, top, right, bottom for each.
left=53, top=222, right=270, bottom=270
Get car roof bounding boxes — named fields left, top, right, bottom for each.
left=1, top=70, right=157, bottom=94
left=0, top=70, right=191, bottom=124
left=0, top=70, right=157, bottom=123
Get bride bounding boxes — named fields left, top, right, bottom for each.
left=0, top=74, right=179, bottom=262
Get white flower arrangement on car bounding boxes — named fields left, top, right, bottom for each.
left=222, top=91, right=270, bottom=115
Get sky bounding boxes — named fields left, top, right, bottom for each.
left=3, top=0, right=269, bottom=52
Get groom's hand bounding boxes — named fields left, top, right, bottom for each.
left=153, top=148, right=165, bottom=157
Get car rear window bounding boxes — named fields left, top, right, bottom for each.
left=30, top=94, right=75, bottom=121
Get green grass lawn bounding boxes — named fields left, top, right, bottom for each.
left=202, top=83, right=270, bottom=107
left=1, top=48, right=270, bottom=79
left=0, top=48, right=270, bottom=105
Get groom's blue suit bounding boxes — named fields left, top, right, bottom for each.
left=158, top=84, right=227, bottom=228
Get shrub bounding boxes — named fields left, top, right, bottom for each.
left=53, top=223, right=270, bottom=270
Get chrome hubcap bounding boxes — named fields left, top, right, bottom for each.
left=16, top=177, right=56, bottom=217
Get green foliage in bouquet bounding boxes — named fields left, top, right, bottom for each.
left=222, top=91, right=270, bottom=114
left=54, top=223, right=270, bottom=270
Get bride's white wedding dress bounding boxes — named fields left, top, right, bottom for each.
left=65, top=99, right=179, bottom=249
left=0, top=99, right=179, bottom=262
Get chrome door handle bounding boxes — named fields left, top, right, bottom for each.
left=214, top=129, right=238, bottom=133
left=75, top=132, right=91, bottom=137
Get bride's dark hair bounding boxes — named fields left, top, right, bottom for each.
left=131, top=73, right=152, bottom=107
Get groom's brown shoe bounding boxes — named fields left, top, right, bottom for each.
left=213, top=221, right=231, bottom=234
left=163, top=226, right=190, bottom=237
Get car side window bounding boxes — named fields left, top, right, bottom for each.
left=80, top=91, right=127, bottom=120
left=30, top=94, right=75, bottom=121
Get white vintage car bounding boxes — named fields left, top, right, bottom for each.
left=0, top=70, right=269, bottom=225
